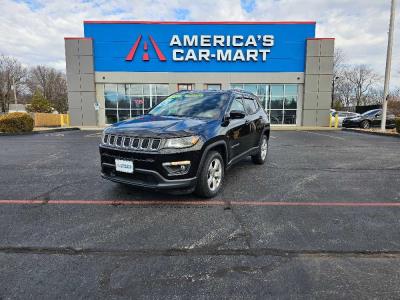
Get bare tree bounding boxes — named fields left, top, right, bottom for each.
left=0, top=55, right=27, bottom=112
left=333, top=48, right=345, bottom=77
left=27, top=66, right=68, bottom=113
left=344, top=65, right=380, bottom=106
left=335, top=73, right=354, bottom=107
left=366, top=87, right=384, bottom=105
left=332, top=49, right=348, bottom=106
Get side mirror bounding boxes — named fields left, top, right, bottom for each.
left=229, top=110, right=246, bottom=119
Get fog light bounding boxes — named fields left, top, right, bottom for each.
left=162, top=161, right=191, bottom=176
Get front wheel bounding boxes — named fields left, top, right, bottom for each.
left=195, top=151, right=224, bottom=198
left=360, top=120, right=370, bottom=129
left=251, top=135, right=268, bottom=165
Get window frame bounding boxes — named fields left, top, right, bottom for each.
left=228, top=96, right=246, bottom=114
left=177, top=83, right=194, bottom=91
left=242, top=97, right=259, bottom=115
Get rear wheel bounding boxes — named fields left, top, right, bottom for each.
left=360, top=120, right=370, bottom=129
left=195, top=151, right=224, bottom=198
left=251, top=135, right=268, bottom=165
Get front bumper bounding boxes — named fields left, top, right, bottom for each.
left=101, top=169, right=197, bottom=190
left=99, top=145, right=200, bottom=190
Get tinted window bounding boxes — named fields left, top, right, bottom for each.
left=229, top=98, right=245, bottom=113
left=242, top=98, right=258, bottom=114
left=362, top=109, right=381, bottom=117
left=149, top=92, right=229, bottom=119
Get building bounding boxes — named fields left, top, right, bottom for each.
left=64, top=21, right=334, bottom=127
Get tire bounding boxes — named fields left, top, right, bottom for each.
left=195, top=151, right=224, bottom=198
left=251, top=135, right=268, bottom=165
left=360, top=120, right=370, bottom=129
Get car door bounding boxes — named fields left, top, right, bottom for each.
left=226, top=96, right=251, bottom=159
left=372, top=110, right=382, bottom=127
left=242, top=97, right=263, bottom=148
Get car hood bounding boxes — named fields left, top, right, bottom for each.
left=105, top=115, right=218, bottom=138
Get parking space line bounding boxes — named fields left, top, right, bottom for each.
left=84, top=133, right=102, bottom=138
left=1, top=200, right=400, bottom=207
left=303, top=131, right=345, bottom=141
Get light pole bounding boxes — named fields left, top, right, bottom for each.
left=381, top=0, right=396, bottom=131
left=331, top=76, right=339, bottom=108
left=12, top=77, right=17, bottom=105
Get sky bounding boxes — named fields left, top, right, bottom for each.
left=0, top=0, right=399, bottom=85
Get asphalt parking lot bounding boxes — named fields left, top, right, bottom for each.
left=1, top=130, right=400, bottom=299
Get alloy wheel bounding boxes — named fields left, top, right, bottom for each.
left=261, top=137, right=268, bottom=160
left=207, top=158, right=222, bottom=191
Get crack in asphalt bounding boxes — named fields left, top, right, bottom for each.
left=31, top=178, right=98, bottom=201
left=1, top=246, right=400, bottom=258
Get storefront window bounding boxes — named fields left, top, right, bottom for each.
left=177, top=83, right=193, bottom=91
left=230, top=83, right=298, bottom=125
left=104, top=84, right=169, bottom=124
left=206, top=84, right=222, bottom=90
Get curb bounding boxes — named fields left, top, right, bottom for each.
left=343, top=128, right=400, bottom=138
left=0, top=127, right=80, bottom=136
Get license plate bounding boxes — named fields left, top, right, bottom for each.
left=115, top=159, right=134, bottom=173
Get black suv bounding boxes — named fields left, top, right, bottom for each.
left=99, top=90, right=270, bottom=197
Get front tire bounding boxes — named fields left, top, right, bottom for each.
left=195, top=151, right=224, bottom=198
left=251, top=135, right=268, bottom=165
left=360, top=120, right=370, bottom=129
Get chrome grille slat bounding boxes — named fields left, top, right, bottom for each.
left=103, top=135, right=161, bottom=151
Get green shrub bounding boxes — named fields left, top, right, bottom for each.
left=395, top=118, right=400, bottom=134
left=26, top=90, right=53, bottom=113
left=0, top=112, right=34, bottom=133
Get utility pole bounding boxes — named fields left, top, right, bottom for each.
left=381, top=0, right=396, bottom=131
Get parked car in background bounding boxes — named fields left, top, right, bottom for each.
left=330, top=111, right=360, bottom=127
left=99, top=90, right=270, bottom=198
left=342, top=109, right=396, bottom=129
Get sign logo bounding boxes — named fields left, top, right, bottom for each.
left=125, top=34, right=275, bottom=63
left=125, top=35, right=167, bottom=62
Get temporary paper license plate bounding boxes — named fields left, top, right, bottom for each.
left=115, top=159, right=134, bottom=173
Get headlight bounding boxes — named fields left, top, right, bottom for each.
left=163, top=136, right=200, bottom=149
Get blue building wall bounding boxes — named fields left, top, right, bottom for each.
left=84, top=22, right=315, bottom=73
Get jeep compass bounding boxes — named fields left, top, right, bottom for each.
left=99, top=90, right=270, bottom=198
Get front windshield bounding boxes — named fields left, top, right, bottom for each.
left=149, top=92, right=229, bottom=119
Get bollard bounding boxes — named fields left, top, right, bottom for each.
left=334, top=113, right=339, bottom=128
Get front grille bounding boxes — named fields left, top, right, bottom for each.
left=141, top=138, right=150, bottom=149
left=103, top=134, right=109, bottom=144
left=132, top=138, right=140, bottom=149
left=116, top=136, right=123, bottom=147
left=109, top=135, right=116, bottom=145
left=103, top=134, right=161, bottom=151
left=151, top=139, right=160, bottom=150
left=123, top=137, right=131, bottom=147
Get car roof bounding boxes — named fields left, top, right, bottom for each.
left=177, top=89, right=256, bottom=97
